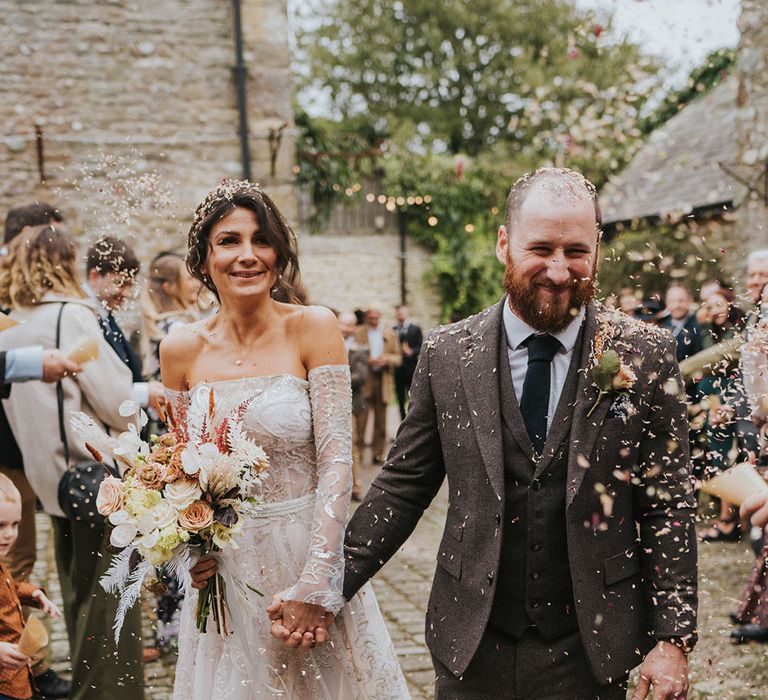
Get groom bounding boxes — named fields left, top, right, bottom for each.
left=340, top=168, right=698, bottom=698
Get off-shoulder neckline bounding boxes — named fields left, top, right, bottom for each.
left=166, top=364, right=349, bottom=395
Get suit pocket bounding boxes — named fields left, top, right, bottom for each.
left=603, top=544, right=641, bottom=586
left=436, top=532, right=462, bottom=579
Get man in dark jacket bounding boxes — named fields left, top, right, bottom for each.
left=659, top=283, right=702, bottom=362
left=393, top=304, right=423, bottom=420
left=340, top=168, right=697, bottom=699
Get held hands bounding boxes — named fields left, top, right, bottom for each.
left=631, top=641, right=689, bottom=700
left=32, top=590, right=62, bottom=618
left=0, top=641, right=30, bottom=669
left=267, top=596, right=334, bottom=652
left=189, top=558, right=336, bottom=652
left=42, top=350, right=81, bottom=382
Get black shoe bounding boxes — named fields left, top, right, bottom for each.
left=730, top=623, right=768, bottom=644
left=33, top=669, right=71, bottom=698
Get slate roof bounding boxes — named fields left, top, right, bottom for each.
left=600, top=76, right=748, bottom=225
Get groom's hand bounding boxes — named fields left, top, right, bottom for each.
left=267, top=595, right=334, bottom=652
left=630, top=641, right=689, bottom=699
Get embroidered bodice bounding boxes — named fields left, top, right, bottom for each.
left=165, top=365, right=353, bottom=614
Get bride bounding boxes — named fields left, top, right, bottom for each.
left=160, top=180, right=408, bottom=698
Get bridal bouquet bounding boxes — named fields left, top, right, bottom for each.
left=71, top=391, right=269, bottom=642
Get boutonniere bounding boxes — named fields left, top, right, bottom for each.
left=588, top=319, right=637, bottom=418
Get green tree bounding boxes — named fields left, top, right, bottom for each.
left=297, top=0, right=658, bottom=177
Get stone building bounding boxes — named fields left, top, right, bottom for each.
left=600, top=0, right=768, bottom=289
left=0, top=0, right=296, bottom=242
left=0, top=0, right=440, bottom=330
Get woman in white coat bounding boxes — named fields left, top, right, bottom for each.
left=0, top=224, right=145, bottom=700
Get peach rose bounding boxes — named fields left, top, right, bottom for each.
left=96, top=476, right=125, bottom=516
left=135, top=461, right=165, bottom=491
left=162, top=445, right=186, bottom=482
left=178, top=500, right=214, bottom=533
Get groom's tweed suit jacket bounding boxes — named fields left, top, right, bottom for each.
left=343, top=297, right=698, bottom=684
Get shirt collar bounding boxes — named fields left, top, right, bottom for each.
left=502, top=298, right=585, bottom=353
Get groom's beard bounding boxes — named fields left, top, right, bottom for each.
left=504, top=260, right=595, bottom=334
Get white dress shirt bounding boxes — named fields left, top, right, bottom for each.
left=4, top=346, right=44, bottom=382
left=502, top=301, right=585, bottom=433
left=367, top=327, right=384, bottom=359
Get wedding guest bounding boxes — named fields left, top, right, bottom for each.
left=0, top=203, right=72, bottom=700
left=343, top=168, right=697, bottom=699
left=659, top=283, right=702, bottom=362
left=85, top=236, right=165, bottom=413
left=730, top=283, right=768, bottom=644
left=140, top=252, right=201, bottom=380
left=617, top=286, right=638, bottom=315
left=354, top=304, right=401, bottom=463
left=0, top=225, right=145, bottom=699
left=0, top=473, right=62, bottom=700
left=338, top=312, right=368, bottom=501
left=698, top=288, right=747, bottom=542
left=136, top=251, right=202, bottom=655
left=393, top=304, right=423, bottom=420
left=2, top=202, right=61, bottom=250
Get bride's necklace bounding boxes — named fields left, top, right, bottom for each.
left=231, top=332, right=261, bottom=366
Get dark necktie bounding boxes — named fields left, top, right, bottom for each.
left=520, top=333, right=561, bottom=454
left=101, top=312, right=143, bottom=382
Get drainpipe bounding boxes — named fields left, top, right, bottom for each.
left=232, top=0, right=251, bottom=181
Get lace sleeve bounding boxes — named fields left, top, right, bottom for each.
left=278, top=364, right=353, bottom=615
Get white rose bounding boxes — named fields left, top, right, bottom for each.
left=164, top=479, right=203, bottom=511
left=110, top=522, right=138, bottom=549
left=153, top=500, right=177, bottom=530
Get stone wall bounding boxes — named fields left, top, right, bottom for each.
left=299, top=231, right=442, bottom=333
left=734, top=0, right=768, bottom=256
left=0, top=0, right=296, bottom=255
left=0, top=0, right=442, bottom=328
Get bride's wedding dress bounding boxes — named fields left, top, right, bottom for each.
left=168, top=365, right=409, bottom=699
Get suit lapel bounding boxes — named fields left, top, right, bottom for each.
left=498, top=331, right=536, bottom=460
left=566, top=301, right=612, bottom=506
left=459, top=300, right=506, bottom=499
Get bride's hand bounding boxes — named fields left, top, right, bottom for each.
left=267, top=596, right=334, bottom=651
left=190, top=556, right=219, bottom=589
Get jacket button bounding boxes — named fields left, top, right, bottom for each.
left=495, top=513, right=501, bottom=524
left=487, top=573, right=494, bottom=584
left=530, top=599, right=541, bottom=609
left=531, top=543, right=542, bottom=552
left=531, top=572, right=540, bottom=581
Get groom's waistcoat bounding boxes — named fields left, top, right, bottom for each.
left=490, top=327, right=581, bottom=641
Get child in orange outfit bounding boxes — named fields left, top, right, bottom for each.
left=0, top=474, right=60, bottom=700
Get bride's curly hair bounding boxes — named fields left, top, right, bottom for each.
left=0, top=224, right=85, bottom=308
left=187, top=180, right=301, bottom=303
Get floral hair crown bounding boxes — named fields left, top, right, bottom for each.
left=189, top=178, right=265, bottom=242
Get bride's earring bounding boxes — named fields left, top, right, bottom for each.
left=271, top=271, right=282, bottom=294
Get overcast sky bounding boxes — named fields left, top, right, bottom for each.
left=575, top=0, right=741, bottom=86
